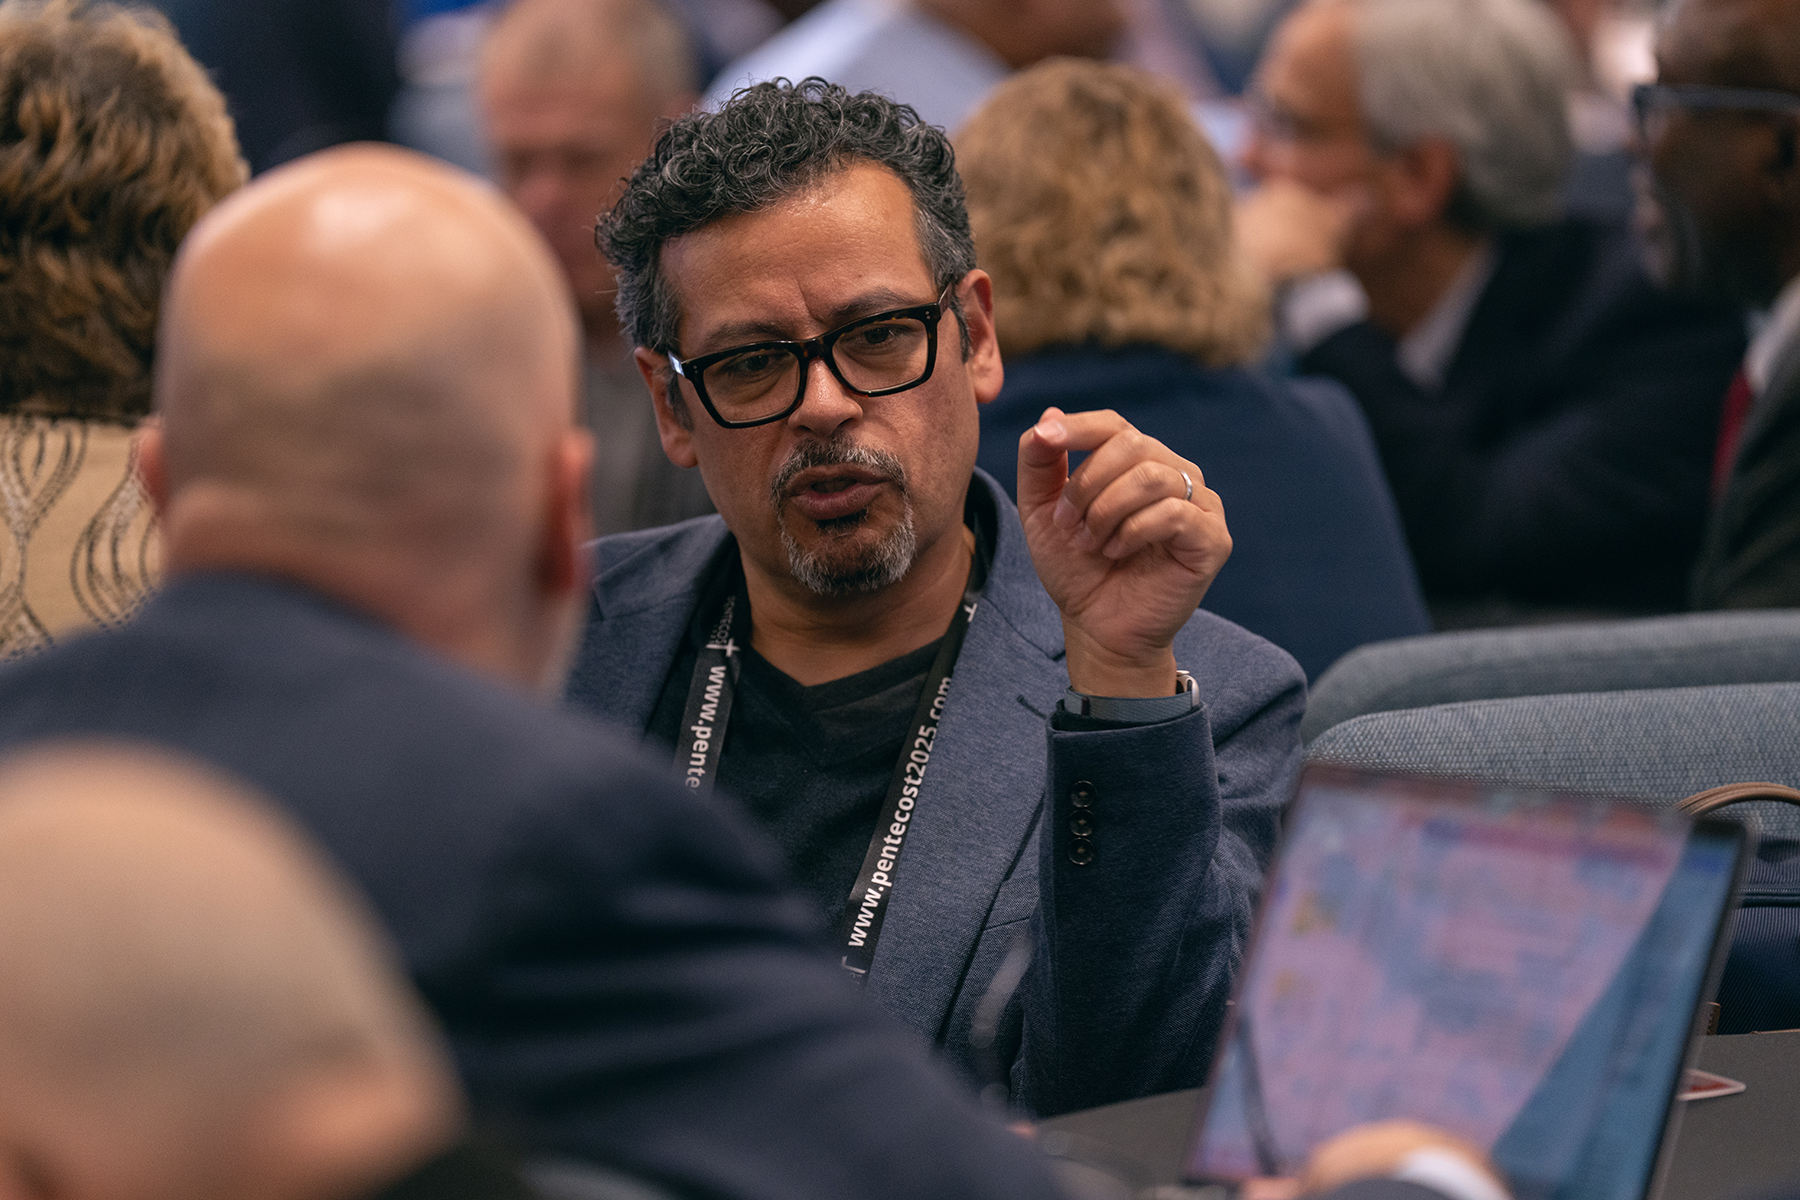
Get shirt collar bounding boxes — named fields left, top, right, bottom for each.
left=1396, top=240, right=1499, bottom=393
left=1745, top=272, right=1800, bottom=395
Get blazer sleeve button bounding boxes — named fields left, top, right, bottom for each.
left=1070, top=781, right=1096, bottom=808
left=1069, top=812, right=1094, bottom=838
left=1069, top=839, right=1095, bottom=866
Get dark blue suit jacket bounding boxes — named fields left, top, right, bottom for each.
left=1300, top=216, right=1745, bottom=611
left=0, top=574, right=1067, bottom=1200
left=977, top=346, right=1431, bottom=679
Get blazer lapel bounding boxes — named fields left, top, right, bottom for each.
left=866, top=478, right=1069, bottom=1035
left=1738, top=331, right=1800, bottom=467
left=565, top=519, right=731, bottom=734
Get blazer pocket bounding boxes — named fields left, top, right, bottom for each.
left=985, top=862, right=1038, bottom=930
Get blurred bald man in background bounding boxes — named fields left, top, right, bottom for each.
left=479, top=0, right=713, bottom=535
left=0, top=743, right=494, bottom=1200
left=0, top=144, right=1068, bottom=1200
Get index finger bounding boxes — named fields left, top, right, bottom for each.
left=1017, top=407, right=1136, bottom=514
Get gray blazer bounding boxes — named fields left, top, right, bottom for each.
left=1693, top=328, right=1800, bottom=609
left=566, top=472, right=1306, bottom=1115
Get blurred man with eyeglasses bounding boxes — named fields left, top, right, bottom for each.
left=1637, top=0, right=1800, bottom=608
left=477, top=0, right=717, bottom=537
left=566, top=78, right=1306, bottom=1118
left=1234, top=0, right=1746, bottom=625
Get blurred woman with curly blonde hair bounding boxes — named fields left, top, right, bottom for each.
left=962, top=59, right=1428, bottom=677
left=0, top=0, right=245, bottom=657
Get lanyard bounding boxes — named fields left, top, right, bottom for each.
left=674, top=532, right=990, bottom=983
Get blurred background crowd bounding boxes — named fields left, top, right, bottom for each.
left=9, top=0, right=1800, bottom=1196
left=14, top=0, right=1761, bottom=680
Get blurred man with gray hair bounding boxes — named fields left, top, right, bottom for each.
left=478, top=0, right=713, bottom=535
left=1237, top=0, right=1746, bottom=621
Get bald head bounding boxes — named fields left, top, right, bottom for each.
left=1661, top=0, right=1800, bottom=92
left=0, top=743, right=459, bottom=1200
left=149, top=144, right=594, bottom=690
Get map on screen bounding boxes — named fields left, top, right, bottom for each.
left=1187, top=770, right=1727, bottom=1194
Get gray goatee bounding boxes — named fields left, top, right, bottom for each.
left=772, top=439, right=916, bottom=597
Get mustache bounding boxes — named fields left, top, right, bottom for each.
left=769, top=438, right=909, bottom=504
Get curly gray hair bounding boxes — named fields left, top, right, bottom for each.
left=597, top=77, right=975, bottom=373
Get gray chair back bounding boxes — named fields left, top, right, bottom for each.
left=1304, top=609, right=1800, bottom=743
left=1304, top=682, right=1800, bottom=837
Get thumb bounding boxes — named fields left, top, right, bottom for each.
left=1017, top=407, right=1070, bottom=515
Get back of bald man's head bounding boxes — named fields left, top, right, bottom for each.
left=0, top=743, right=456, bottom=1116
left=154, top=144, right=581, bottom=575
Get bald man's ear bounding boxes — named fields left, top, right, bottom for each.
left=637, top=348, right=699, bottom=468
left=539, top=429, right=595, bottom=600
left=135, top=419, right=171, bottom=516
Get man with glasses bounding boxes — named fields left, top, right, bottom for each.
left=0, top=140, right=1079, bottom=1200
left=1637, top=0, right=1800, bottom=608
left=1234, top=0, right=1746, bottom=622
left=567, top=78, right=1306, bottom=1118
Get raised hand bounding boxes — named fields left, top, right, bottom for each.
left=1234, top=177, right=1362, bottom=287
left=1016, top=406, right=1231, bottom=698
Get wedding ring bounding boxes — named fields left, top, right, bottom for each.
left=1179, top=470, right=1194, bottom=504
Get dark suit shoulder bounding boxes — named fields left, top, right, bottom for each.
left=1477, top=217, right=1739, bottom=372
left=980, top=344, right=1384, bottom=491
left=0, top=575, right=790, bottom=943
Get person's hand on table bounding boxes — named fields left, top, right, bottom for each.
left=1241, top=1120, right=1512, bottom=1200
left=1016, top=407, right=1231, bottom=698
left=1234, top=178, right=1362, bottom=287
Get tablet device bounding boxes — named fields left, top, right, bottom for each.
left=1185, top=766, right=1747, bottom=1200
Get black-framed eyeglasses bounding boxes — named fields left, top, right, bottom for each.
left=667, top=285, right=954, bottom=429
left=1632, top=82, right=1800, bottom=141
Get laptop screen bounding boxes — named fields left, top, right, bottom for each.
left=1185, top=767, right=1746, bottom=1200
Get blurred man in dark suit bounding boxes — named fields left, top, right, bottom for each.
left=150, top=0, right=399, bottom=173
left=1237, top=0, right=1747, bottom=622
left=0, top=143, right=1068, bottom=1200
left=1638, top=0, right=1800, bottom=609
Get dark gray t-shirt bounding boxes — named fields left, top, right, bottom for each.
left=648, top=629, right=940, bottom=928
